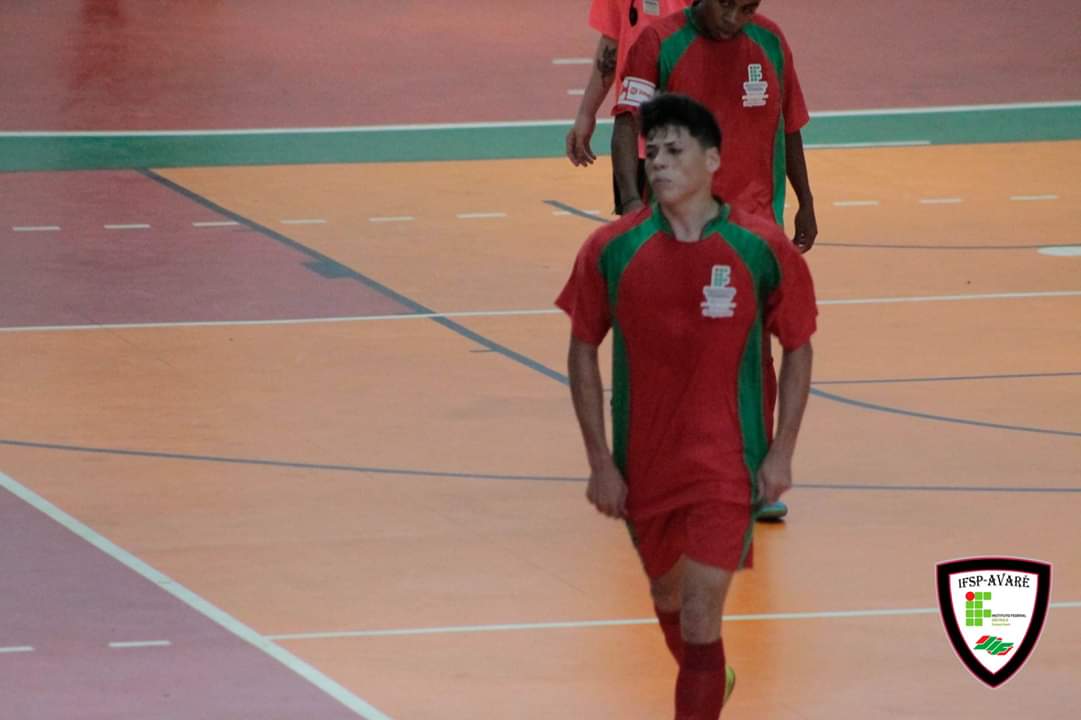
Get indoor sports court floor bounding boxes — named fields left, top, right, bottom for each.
left=1, top=2, right=1079, bottom=718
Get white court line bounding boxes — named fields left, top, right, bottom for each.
left=0, top=471, right=392, bottom=720
left=3, top=101, right=1076, bottom=137
left=811, top=100, right=1081, bottom=116
left=833, top=200, right=880, bottom=207
left=553, top=209, right=602, bottom=216
left=567, top=89, right=586, bottom=96
left=920, top=197, right=963, bottom=205
left=109, top=640, right=172, bottom=649
left=806, top=140, right=930, bottom=149
left=2, top=291, right=1079, bottom=334
left=552, top=58, right=592, bottom=65
left=0, top=646, right=35, bottom=654
left=820, top=290, right=1081, bottom=306
left=369, top=216, right=415, bottom=223
left=1010, top=195, right=1059, bottom=202
left=1039, top=246, right=1081, bottom=257
left=104, top=224, right=151, bottom=230
left=192, top=221, right=240, bottom=228
left=12, top=225, right=61, bottom=232
left=281, top=218, right=328, bottom=225
left=456, top=212, right=507, bottom=219
left=267, top=601, right=1081, bottom=642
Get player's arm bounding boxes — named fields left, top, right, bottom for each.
left=612, top=112, right=643, bottom=215
left=785, top=131, right=817, bottom=252
left=610, top=28, right=660, bottom=214
left=757, top=341, right=813, bottom=505
left=568, top=335, right=627, bottom=518
left=566, top=35, right=619, bottom=167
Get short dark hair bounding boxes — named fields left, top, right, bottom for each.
left=639, top=93, right=722, bottom=150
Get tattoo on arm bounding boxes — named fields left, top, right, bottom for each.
left=597, top=45, right=617, bottom=85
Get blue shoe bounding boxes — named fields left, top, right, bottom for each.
left=756, top=501, right=788, bottom=522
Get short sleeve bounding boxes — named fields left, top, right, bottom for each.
left=764, top=242, right=817, bottom=350
left=588, top=0, right=621, bottom=38
left=780, top=32, right=810, bottom=132
left=612, top=27, right=661, bottom=116
left=555, top=231, right=612, bottom=345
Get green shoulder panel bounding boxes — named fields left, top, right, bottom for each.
left=599, top=208, right=663, bottom=472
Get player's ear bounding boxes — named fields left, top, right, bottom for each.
left=705, top=146, right=721, bottom=173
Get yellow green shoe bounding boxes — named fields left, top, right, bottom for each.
left=724, top=664, right=736, bottom=704
left=756, top=500, right=788, bottom=522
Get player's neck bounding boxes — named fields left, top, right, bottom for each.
left=660, top=192, right=722, bottom=243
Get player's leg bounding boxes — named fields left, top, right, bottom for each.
left=676, top=558, right=735, bottom=719
left=675, top=501, right=751, bottom=717
left=649, top=555, right=686, bottom=664
left=631, top=513, right=688, bottom=665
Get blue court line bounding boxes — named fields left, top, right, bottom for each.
left=7, top=178, right=1072, bottom=489
left=0, top=439, right=576, bottom=481
left=1, top=438, right=1077, bottom=493
left=139, top=169, right=568, bottom=384
left=809, top=388, right=1080, bottom=437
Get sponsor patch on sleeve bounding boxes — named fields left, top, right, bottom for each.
left=617, top=77, right=657, bottom=108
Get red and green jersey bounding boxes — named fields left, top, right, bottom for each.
left=613, top=8, right=809, bottom=223
left=556, top=202, right=817, bottom=520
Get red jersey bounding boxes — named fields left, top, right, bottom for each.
left=588, top=0, right=693, bottom=90
left=614, top=8, right=810, bottom=223
left=556, top=202, right=817, bottom=520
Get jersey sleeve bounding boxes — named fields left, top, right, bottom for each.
left=555, top=230, right=612, bottom=346
left=612, top=26, right=661, bottom=116
left=779, top=30, right=810, bottom=132
left=764, top=239, right=817, bottom=350
left=588, top=0, right=621, bottom=38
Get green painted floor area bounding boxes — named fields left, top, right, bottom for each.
left=2, top=104, right=1078, bottom=172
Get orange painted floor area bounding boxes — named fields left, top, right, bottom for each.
left=2, top=141, right=1079, bottom=718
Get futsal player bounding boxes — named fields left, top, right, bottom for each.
left=557, top=93, right=816, bottom=718
left=612, top=0, right=819, bottom=521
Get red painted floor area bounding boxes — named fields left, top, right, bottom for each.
left=0, top=486, right=364, bottom=720
left=1, top=0, right=1077, bottom=130
left=0, top=171, right=413, bottom=327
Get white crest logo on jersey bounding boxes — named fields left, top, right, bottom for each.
left=618, top=76, right=657, bottom=108
left=742, top=63, right=768, bottom=108
left=702, top=265, right=737, bottom=318
left=643, top=0, right=661, bottom=15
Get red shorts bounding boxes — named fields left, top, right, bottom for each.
left=628, top=501, right=754, bottom=579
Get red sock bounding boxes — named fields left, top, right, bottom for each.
left=654, top=606, right=684, bottom=665
left=674, top=639, right=726, bottom=720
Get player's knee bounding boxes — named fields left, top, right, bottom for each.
left=649, top=574, right=681, bottom=611
left=680, top=588, right=722, bottom=644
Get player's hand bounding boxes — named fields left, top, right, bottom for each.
left=756, top=449, right=793, bottom=506
left=618, top=197, right=645, bottom=216
left=566, top=114, right=598, bottom=167
left=793, top=201, right=817, bottom=253
left=586, top=458, right=628, bottom=519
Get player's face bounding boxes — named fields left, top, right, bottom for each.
left=696, top=0, right=761, bottom=40
left=644, top=125, right=720, bottom=206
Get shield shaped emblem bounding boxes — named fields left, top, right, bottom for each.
left=936, top=557, right=1051, bottom=688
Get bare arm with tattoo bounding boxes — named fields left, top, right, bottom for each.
left=566, top=35, right=618, bottom=167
